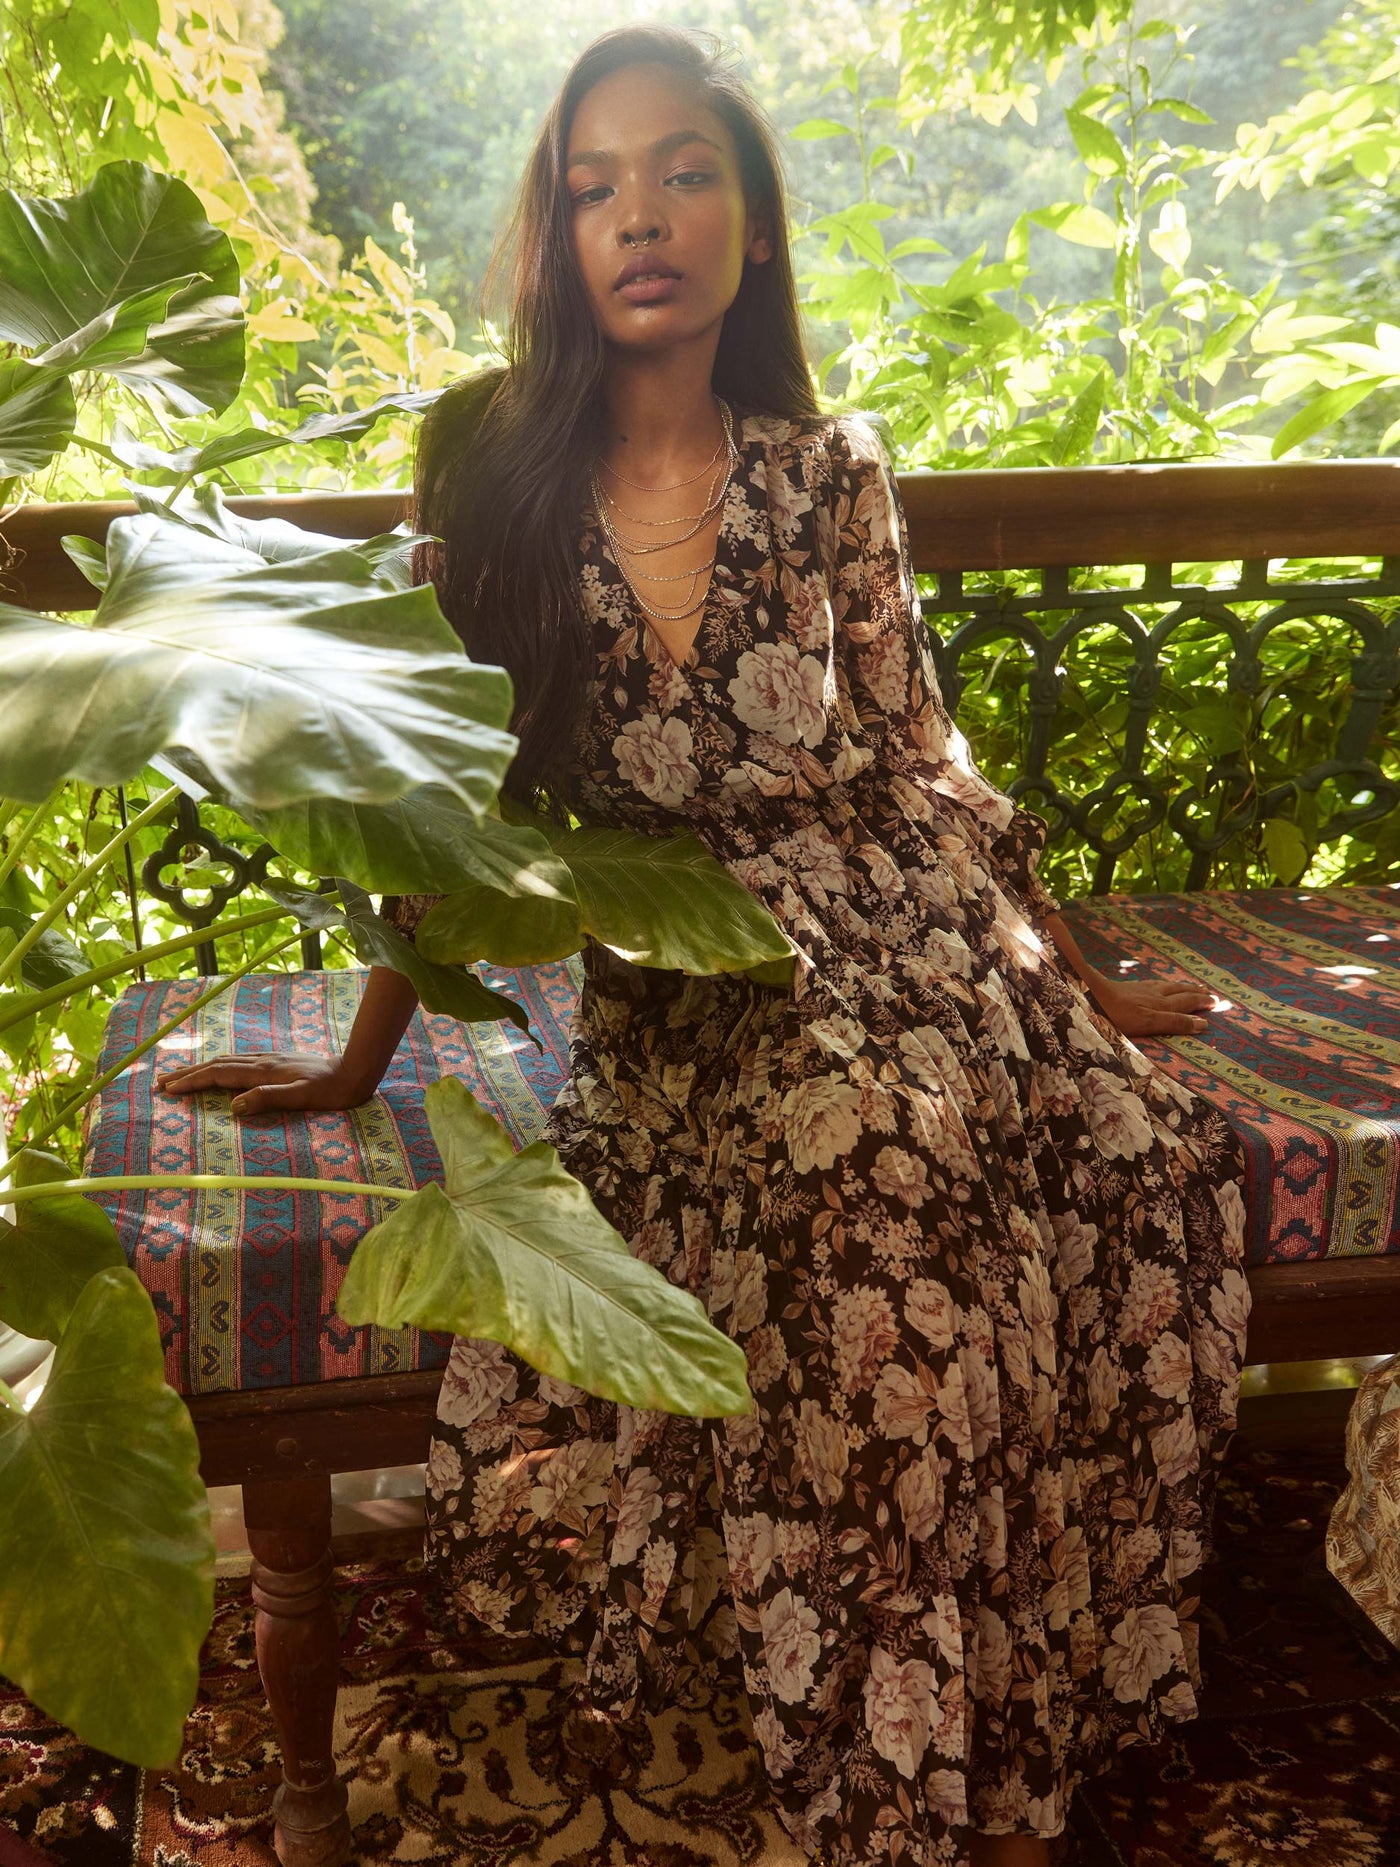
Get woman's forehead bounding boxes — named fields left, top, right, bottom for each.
left=567, top=65, right=730, bottom=162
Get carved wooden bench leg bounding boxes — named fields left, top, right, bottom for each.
left=244, top=1475, right=352, bottom=1867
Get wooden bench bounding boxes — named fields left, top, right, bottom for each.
left=5, top=458, right=1399, bottom=1867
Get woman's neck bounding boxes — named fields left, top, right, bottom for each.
left=600, top=348, right=728, bottom=480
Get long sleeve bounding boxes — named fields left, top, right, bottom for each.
left=824, top=417, right=1059, bottom=922
left=379, top=893, right=444, bottom=942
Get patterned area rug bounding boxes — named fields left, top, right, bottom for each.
left=3, top=1396, right=1398, bottom=1866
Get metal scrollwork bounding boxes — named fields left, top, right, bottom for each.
left=928, top=558, right=1400, bottom=894
left=141, top=794, right=278, bottom=974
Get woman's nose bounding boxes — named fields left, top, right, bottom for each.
left=615, top=185, right=667, bottom=248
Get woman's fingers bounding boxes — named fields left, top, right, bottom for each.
left=158, top=1056, right=313, bottom=1093
left=229, top=1079, right=319, bottom=1117
left=1141, top=1008, right=1210, bottom=1036
left=160, top=1058, right=272, bottom=1093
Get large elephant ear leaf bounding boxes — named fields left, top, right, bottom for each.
left=0, top=513, right=517, bottom=811
left=0, top=160, right=245, bottom=415
left=0, top=359, right=76, bottom=478
left=0, top=1148, right=126, bottom=1345
left=536, top=823, right=797, bottom=980
left=0, top=1265, right=214, bottom=1768
left=336, top=1078, right=753, bottom=1419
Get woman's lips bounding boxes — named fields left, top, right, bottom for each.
left=616, top=274, right=682, bottom=304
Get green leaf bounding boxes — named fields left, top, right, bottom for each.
left=0, top=161, right=244, bottom=416
left=59, top=533, right=110, bottom=593
left=1147, top=200, right=1191, bottom=271
left=32, top=274, right=199, bottom=375
left=0, top=1265, right=213, bottom=1766
left=888, top=237, right=949, bottom=262
left=0, top=908, right=87, bottom=991
left=1261, top=817, right=1310, bottom=884
left=0, top=359, right=76, bottom=478
left=1050, top=369, right=1107, bottom=464
left=1066, top=109, right=1126, bottom=176
left=334, top=879, right=529, bottom=1031
left=1149, top=97, right=1214, bottom=125
left=0, top=1149, right=127, bottom=1344
left=532, top=823, right=796, bottom=979
left=416, top=837, right=583, bottom=968
left=1031, top=202, right=1119, bottom=250
left=336, top=1078, right=753, bottom=1418
left=790, top=118, right=855, bottom=140
left=1269, top=381, right=1378, bottom=458
left=175, top=390, right=442, bottom=481
left=0, top=514, right=517, bottom=813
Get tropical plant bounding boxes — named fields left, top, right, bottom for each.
left=0, top=158, right=776, bottom=1772
left=794, top=5, right=1400, bottom=897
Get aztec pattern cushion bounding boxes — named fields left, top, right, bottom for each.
left=1063, top=885, right=1400, bottom=1266
left=83, top=959, right=581, bottom=1396
left=83, top=885, right=1399, bottom=1396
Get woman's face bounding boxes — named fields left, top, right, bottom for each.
left=565, top=62, right=772, bottom=354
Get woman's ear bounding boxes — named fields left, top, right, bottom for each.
left=745, top=210, right=774, bottom=266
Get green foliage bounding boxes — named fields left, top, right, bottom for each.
left=336, top=1079, right=754, bottom=1419
left=0, top=1148, right=127, bottom=1343
left=0, top=153, right=772, bottom=1770
left=900, top=0, right=1136, bottom=125
left=420, top=823, right=799, bottom=983
left=0, top=1264, right=214, bottom=1768
left=0, top=517, right=516, bottom=809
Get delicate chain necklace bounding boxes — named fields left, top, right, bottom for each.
left=592, top=401, right=736, bottom=554
left=598, top=418, right=728, bottom=495
left=590, top=400, right=740, bottom=625
left=598, top=453, right=731, bottom=556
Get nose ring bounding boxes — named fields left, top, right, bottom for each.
left=623, top=230, right=656, bottom=247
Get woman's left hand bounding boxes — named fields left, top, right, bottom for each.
left=1086, top=971, right=1214, bottom=1039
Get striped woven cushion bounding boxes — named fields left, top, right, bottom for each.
left=84, top=959, right=581, bottom=1396
left=84, top=885, right=1399, bottom=1397
left=1063, top=885, right=1400, bottom=1266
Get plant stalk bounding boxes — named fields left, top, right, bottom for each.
left=0, top=790, right=61, bottom=895
left=0, top=903, right=291, bottom=1035
left=0, top=787, right=178, bottom=992
left=3, top=1174, right=416, bottom=1205
left=24, top=927, right=306, bottom=1149
left=0, top=1375, right=22, bottom=1413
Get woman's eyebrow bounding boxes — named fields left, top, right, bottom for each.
left=567, top=129, right=724, bottom=171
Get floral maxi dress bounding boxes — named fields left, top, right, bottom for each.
left=415, top=409, right=1250, bottom=1865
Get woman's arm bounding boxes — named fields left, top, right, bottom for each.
left=1042, top=911, right=1212, bottom=1039
left=159, top=964, right=420, bottom=1115
left=825, top=422, right=1215, bottom=1045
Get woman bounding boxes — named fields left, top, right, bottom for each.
left=163, top=27, right=1249, bottom=1866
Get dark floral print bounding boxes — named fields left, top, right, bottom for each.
left=411, top=408, right=1250, bottom=1866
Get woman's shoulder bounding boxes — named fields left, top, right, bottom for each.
left=735, top=404, right=890, bottom=480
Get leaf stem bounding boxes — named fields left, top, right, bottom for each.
left=0, top=1375, right=23, bottom=1413
left=3, top=1174, right=416, bottom=1205
left=23, top=928, right=307, bottom=1151
left=0, top=789, right=61, bottom=895
left=0, top=903, right=290, bottom=1035
left=0, top=787, right=178, bottom=992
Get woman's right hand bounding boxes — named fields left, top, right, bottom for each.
left=157, top=1053, right=370, bottom=1118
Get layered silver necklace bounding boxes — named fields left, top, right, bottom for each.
left=591, top=396, right=738, bottom=626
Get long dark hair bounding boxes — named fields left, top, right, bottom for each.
left=410, top=25, right=820, bottom=810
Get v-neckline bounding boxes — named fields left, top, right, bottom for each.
left=601, top=408, right=744, bottom=677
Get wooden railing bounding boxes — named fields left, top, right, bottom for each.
left=5, top=459, right=1400, bottom=900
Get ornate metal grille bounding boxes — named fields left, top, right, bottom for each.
left=924, top=557, right=1400, bottom=895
